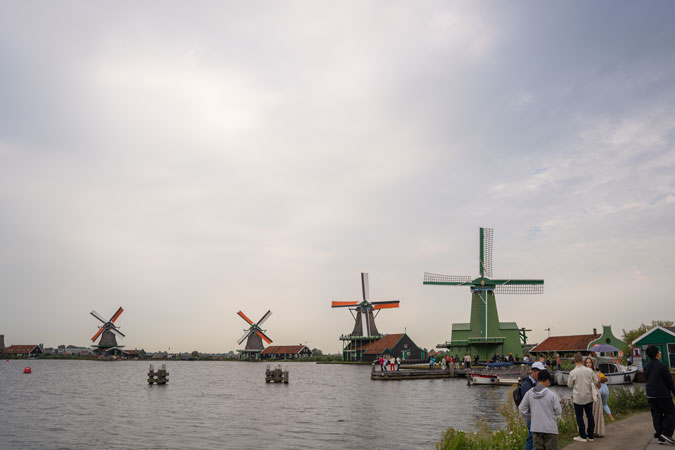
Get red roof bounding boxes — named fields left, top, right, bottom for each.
left=261, top=345, right=307, bottom=355
left=357, top=334, right=404, bottom=355
left=530, top=334, right=600, bottom=353
left=3, top=345, right=40, bottom=354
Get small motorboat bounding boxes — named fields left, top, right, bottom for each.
left=597, top=361, right=638, bottom=385
left=470, top=373, right=498, bottom=385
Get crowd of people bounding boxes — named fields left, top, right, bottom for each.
left=515, top=347, right=674, bottom=449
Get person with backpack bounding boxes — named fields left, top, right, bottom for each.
left=519, top=370, right=561, bottom=450
left=514, top=361, right=545, bottom=450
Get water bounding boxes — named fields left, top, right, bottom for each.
left=1, top=360, right=518, bottom=450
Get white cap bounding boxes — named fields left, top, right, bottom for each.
left=531, top=361, right=546, bottom=370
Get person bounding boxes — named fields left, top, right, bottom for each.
left=598, top=374, right=614, bottom=421
left=521, top=361, right=545, bottom=450
left=644, top=346, right=675, bottom=445
left=567, top=353, right=598, bottom=442
left=519, top=369, right=561, bottom=450
left=524, top=354, right=530, bottom=363
left=464, top=353, right=471, bottom=369
left=389, top=357, right=395, bottom=371
left=395, top=356, right=401, bottom=371
left=429, top=356, right=435, bottom=368
left=446, top=354, right=450, bottom=370
left=474, top=354, right=479, bottom=365
left=379, top=356, right=385, bottom=372
left=583, top=357, right=605, bottom=437
left=556, top=354, right=561, bottom=371
left=508, top=352, right=514, bottom=362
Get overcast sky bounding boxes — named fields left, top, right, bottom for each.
left=1, top=2, right=674, bottom=353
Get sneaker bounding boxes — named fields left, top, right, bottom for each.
left=588, top=438, right=594, bottom=442
left=573, top=436, right=588, bottom=442
left=659, top=437, right=667, bottom=445
left=661, top=435, right=675, bottom=445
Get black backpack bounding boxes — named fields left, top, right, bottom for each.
left=512, top=379, right=524, bottom=406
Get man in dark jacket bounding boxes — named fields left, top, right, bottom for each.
left=644, top=346, right=675, bottom=445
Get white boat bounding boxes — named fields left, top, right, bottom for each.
left=554, top=371, right=569, bottom=386
left=597, top=362, right=637, bottom=385
left=470, top=372, right=498, bottom=385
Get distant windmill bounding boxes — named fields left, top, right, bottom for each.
left=90, top=307, right=125, bottom=352
left=332, top=273, right=400, bottom=361
left=423, top=227, right=544, bottom=360
left=545, top=325, right=553, bottom=337
left=236, top=310, right=272, bottom=360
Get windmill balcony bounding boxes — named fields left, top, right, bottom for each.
left=467, top=337, right=506, bottom=344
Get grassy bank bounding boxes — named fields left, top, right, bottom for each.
left=436, top=386, right=650, bottom=450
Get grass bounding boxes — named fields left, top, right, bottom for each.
left=436, top=385, right=650, bottom=450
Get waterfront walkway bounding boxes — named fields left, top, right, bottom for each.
left=564, top=412, right=664, bottom=449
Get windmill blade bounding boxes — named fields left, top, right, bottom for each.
left=480, top=227, right=493, bottom=278
left=256, top=310, right=272, bottom=326
left=423, top=273, right=473, bottom=285
left=492, top=279, right=544, bottom=294
left=90, top=310, right=107, bottom=324
left=91, top=327, right=104, bottom=342
left=373, top=301, right=400, bottom=310
left=110, top=327, right=126, bottom=338
left=237, top=311, right=254, bottom=325
left=361, top=272, right=370, bottom=301
left=237, top=330, right=252, bottom=345
left=255, top=330, right=272, bottom=344
left=331, top=301, right=359, bottom=308
left=110, top=307, right=124, bottom=323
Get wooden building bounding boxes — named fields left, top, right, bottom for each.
left=634, top=326, right=675, bottom=370
left=2, top=345, right=44, bottom=358
left=260, top=345, right=312, bottom=359
left=588, top=325, right=626, bottom=355
left=529, top=331, right=601, bottom=357
left=352, top=333, right=423, bottom=362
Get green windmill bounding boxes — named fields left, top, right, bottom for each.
left=424, top=227, right=543, bottom=361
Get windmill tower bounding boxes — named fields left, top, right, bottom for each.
left=90, top=307, right=125, bottom=354
left=423, top=228, right=543, bottom=360
left=236, top=310, right=272, bottom=361
left=332, top=273, right=400, bottom=361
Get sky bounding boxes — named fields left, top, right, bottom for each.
left=1, top=2, right=674, bottom=354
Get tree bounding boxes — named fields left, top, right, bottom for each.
left=622, top=320, right=674, bottom=348
left=191, top=350, right=199, bottom=358
left=311, top=348, right=323, bottom=356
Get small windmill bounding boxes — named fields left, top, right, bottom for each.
left=236, top=310, right=272, bottom=361
left=90, top=307, right=125, bottom=352
left=332, top=273, right=400, bottom=361
left=424, top=227, right=544, bottom=359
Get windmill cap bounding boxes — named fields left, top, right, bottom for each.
left=531, top=362, right=546, bottom=370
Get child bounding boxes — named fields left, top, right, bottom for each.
left=519, top=370, right=562, bottom=450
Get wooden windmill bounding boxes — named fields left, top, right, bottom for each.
left=236, top=310, right=272, bottom=361
left=332, top=273, right=400, bottom=361
left=90, top=307, right=125, bottom=354
left=423, top=228, right=543, bottom=360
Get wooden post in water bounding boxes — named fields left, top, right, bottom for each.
left=148, top=364, right=156, bottom=384
left=449, top=363, right=455, bottom=378
left=156, top=364, right=169, bottom=385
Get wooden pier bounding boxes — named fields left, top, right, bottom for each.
left=371, top=363, right=529, bottom=383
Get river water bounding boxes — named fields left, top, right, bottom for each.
left=1, top=360, right=522, bottom=450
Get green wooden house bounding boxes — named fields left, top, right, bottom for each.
left=588, top=325, right=626, bottom=355
left=633, top=326, right=675, bottom=370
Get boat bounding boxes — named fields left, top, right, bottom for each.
left=470, top=372, right=498, bottom=385
left=553, top=361, right=636, bottom=386
left=597, top=361, right=638, bottom=385
left=470, top=362, right=520, bottom=386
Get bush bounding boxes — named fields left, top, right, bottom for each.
left=607, top=386, right=649, bottom=415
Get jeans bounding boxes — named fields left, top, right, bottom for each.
left=599, top=383, right=612, bottom=415
left=525, top=420, right=533, bottom=450
left=649, top=397, right=675, bottom=438
left=573, top=402, right=595, bottom=439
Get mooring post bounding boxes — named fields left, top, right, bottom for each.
left=449, top=364, right=455, bottom=378
left=148, top=364, right=156, bottom=385
left=283, top=369, right=289, bottom=384
left=156, top=364, right=169, bottom=385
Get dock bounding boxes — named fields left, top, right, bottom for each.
left=371, top=363, right=530, bottom=382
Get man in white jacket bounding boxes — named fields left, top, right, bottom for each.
left=567, top=352, right=598, bottom=442
left=519, top=370, right=562, bottom=450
